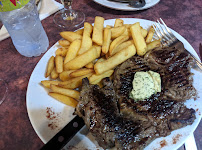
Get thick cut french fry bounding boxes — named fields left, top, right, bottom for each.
left=145, top=26, right=155, bottom=43
left=109, top=35, right=129, bottom=56
left=105, top=25, right=112, bottom=29
left=41, top=80, right=61, bottom=88
left=75, top=29, right=84, bottom=35
left=58, top=40, right=70, bottom=47
left=121, top=28, right=131, bottom=37
left=64, top=46, right=100, bottom=70
left=102, top=28, right=111, bottom=54
left=130, top=22, right=147, bottom=56
left=55, top=47, right=68, bottom=57
left=85, top=62, right=94, bottom=69
left=51, top=68, right=59, bottom=79
left=94, top=44, right=136, bottom=74
left=59, top=70, right=75, bottom=81
left=64, top=39, right=81, bottom=64
left=48, top=92, right=78, bottom=107
left=110, top=40, right=133, bottom=56
left=111, top=26, right=126, bottom=39
left=141, top=28, right=148, bottom=38
left=92, top=16, right=104, bottom=46
left=60, top=32, right=82, bottom=42
left=78, top=22, right=93, bottom=55
left=50, top=85, right=80, bottom=100
left=70, top=68, right=94, bottom=78
left=114, top=19, right=124, bottom=27
left=45, top=56, right=55, bottom=78
left=59, top=73, right=93, bottom=89
left=89, top=70, right=114, bottom=84
left=124, top=24, right=132, bottom=29
left=95, top=44, right=136, bottom=74
left=55, top=55, right=63, bottom=73
left=96, top=57, right=106, bottom=63
left=147, top=40, right=161, bottom=51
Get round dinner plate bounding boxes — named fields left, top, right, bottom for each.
left=26, top=18, right=202, bottom=150
left=93, top=0, right=160, bottom=11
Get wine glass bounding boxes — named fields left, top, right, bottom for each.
left=0, top=79, right=8, bottom=105
left=53, top=0, right=85, bottom=29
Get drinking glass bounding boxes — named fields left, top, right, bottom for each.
left=0, top=79, right=8, bottom=105
left=53, top=0, right=85, bottom=29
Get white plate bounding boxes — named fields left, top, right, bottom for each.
left=26, top=18, right=202, bottom=150
left=93, top=0, right=160, bottom=11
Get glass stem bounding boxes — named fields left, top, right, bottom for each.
left=63, top=0, right=73, bottom=10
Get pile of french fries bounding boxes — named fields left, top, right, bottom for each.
left=41, top=16, right=161, bottom=108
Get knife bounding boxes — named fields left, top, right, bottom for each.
left=199, top=43, right=202, bottom=61
left=40, top=115, right=85, bottom=150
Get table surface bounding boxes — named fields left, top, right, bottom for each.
left=0, top=0, right=202, bottom=150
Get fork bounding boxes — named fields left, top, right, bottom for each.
left=152, top=18, right=202, bottom=70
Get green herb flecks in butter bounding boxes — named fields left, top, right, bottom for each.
left=130, top=71, right=161, bottom=101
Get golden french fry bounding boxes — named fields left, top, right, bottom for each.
left=78, top=22, right=93, bottom=55
left=121, top=28, right=131, bottom=37
left=105, top=25, right=112, bottom=29
left=110, top=40, right=133, bottom=56
left=64, top=39, right=81, bottom=64
left=111, top=26, right=126, bottom=39
left=102, top=28, right=111, bottom=54
left=85, top=62, right=94, bottom=69
left=147, top=40, right=161, bottom=51
left=141, top=28, right=148, bottom=38
left=58, top=40, right=70, bottom=47
left=64, top=46, right=100, bottom=70
left=59, top=73, right=93, bottom=89
left=94, top=44, right=136, bottom=74
left=75, top=28, right=84, bottom=35
left=48, top=92, right=78, bottom=107
left=60, top=31, right=82, bottom=42
left=45, top=56, right=55, bottom=78
left=109, top=35, right=129, bottom=56
left=55, top=55, right=63, bottom=73
left=59, top=70, right=75, bottom=81
left=145, top=26, right=155, bottom=43
left=41, top=80, right=61, bottom=88
left=124, top=24, right=132, bottom=29
left=50, top=85, right=80, bottom=100
left=97, top=57, right=106, bottom=63
left=70, top=68, right=94, bottom=78
left=55, top=47, right=68, bottom=57
left=89, top=70, right=114, bottom=84
left=114, top=19, right=124, bottom=27
left=92, top=16, right=104, bottom=46
left=96, top=81, right=103, bottom=88
left=51, top=68, right=59, bottom=79
left=130, top=22, right=147, bottom=56
left=105, top=52, right=110, bottom=59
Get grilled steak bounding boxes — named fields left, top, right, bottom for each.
left=144, top=47, right=197, bottom=101
left=76, top=78, right=119, bottom=149
left=75, top=78, right=196, bottom=150
left=114, top=47, right=197, bottom=102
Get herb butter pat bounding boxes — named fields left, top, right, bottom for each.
left=130, top=71, right=161, bottom=101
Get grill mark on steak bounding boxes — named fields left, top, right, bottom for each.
left=113, top=56, right=150, bottom=101
left=144, top=47, right=196, bottom=101
left=113, top=47, right=196, bottom=102
left=75, top=78, right=196, bottom=150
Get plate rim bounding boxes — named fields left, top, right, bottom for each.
left=93, top=0, right=160, bottom=11
left=26, top=18, right=202, bottom=149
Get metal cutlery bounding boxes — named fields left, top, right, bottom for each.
left=109, top=0, right=146, bottom=8
left=153, top=18, right=202, bottom=70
